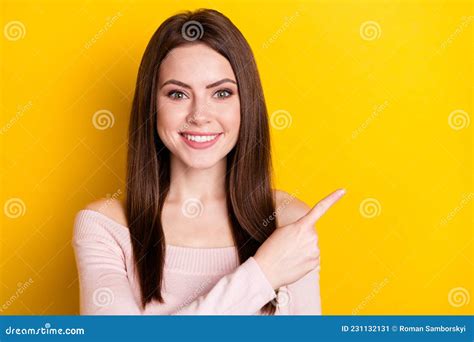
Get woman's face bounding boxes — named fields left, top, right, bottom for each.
left=156, top=43, right=240, bottom=169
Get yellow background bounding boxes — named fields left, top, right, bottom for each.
left=1, top=0, right=472, bottom=314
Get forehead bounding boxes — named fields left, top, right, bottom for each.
left=158, top=43, right=236, bottom=86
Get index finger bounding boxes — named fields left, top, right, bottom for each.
left=300, top=188, right=346, bottom=225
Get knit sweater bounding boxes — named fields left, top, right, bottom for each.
left=72, top=209, right=322, bottom=315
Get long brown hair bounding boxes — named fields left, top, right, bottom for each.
left=126, top=8, right=278, bottom=315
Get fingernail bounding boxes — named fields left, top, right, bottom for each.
left=339, top=188, right=346, bottom=195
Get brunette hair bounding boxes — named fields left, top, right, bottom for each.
left=126, top=8, right=278, bottom=315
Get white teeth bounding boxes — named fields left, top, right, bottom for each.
left=183, top=134, right=219, bottom=143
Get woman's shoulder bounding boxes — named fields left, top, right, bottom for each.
left=73, top=199, right=132, bottom=262
left=82, top=198, right=128, bottom=227
left=72, top=198, right=130, bottom=251
left=76, top=192, right=310, bottom=231
left=272, top=189, right=311, bottom=227
left=73, top=198, right=129, bottom=244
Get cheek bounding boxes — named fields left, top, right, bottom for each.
left=156, top=103, right=185, bottom=137
left=156, top=119, right=177, bottom=152
left=220, top=100, right=241, bottom=136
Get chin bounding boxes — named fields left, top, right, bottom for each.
left=180, top=154, right=224, bottom=170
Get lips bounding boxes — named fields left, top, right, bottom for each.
left=179, top=131, right=223, bottom=150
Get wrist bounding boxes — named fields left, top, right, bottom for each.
left=253, top=255, right=278, bottom=290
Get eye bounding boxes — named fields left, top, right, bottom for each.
left=167, top=90, right=188, bottom=100
left=214, top=89, right=233, bottom=99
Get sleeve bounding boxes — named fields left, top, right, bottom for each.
left=286, top=268, right=321, bottom=315
left=72, top=212, right=277, bottom=315
left=72, top=214, right=142, bottom=315
left=172, top=257, right=277, bottom=315
left=284, top=224, right=322, bottom=315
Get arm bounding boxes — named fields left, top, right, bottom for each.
left=72, top=212, right=276, bottom=315
left=72, top=217, right=142, bottom=315
left=286, top=268, right=321, bottom=314
left=271, top=189, right=324, bottom=314
left=172, top=257, right=276, bottom=315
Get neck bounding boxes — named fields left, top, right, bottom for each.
left=167, top=156, right=227, bottom=202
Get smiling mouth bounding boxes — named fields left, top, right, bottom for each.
left=178, top=131, right=223, bottom=149
left=180, top=132, right=221, bottom=142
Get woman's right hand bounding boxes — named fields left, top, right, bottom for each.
left=254, top=189, right=346, bottom=290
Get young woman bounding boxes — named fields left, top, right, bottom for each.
left=73, top=8, right=345, bottom=315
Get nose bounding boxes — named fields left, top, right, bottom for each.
left=186, top=96, right=211, bottom=126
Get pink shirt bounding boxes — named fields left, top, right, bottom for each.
left=72, top=209, right=322, bottom=315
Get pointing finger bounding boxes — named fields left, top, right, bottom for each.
left=300, top=188, right=346, bottom=225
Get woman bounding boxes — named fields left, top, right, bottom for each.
left=73, top=8, right=345, bottom=315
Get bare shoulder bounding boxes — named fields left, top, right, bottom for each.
left=272, top=189, right=311, bottom=227
left=84, top=198, right=128, bottom=227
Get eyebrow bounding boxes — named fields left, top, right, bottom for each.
left=160, top=78, right=237, bottom=89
